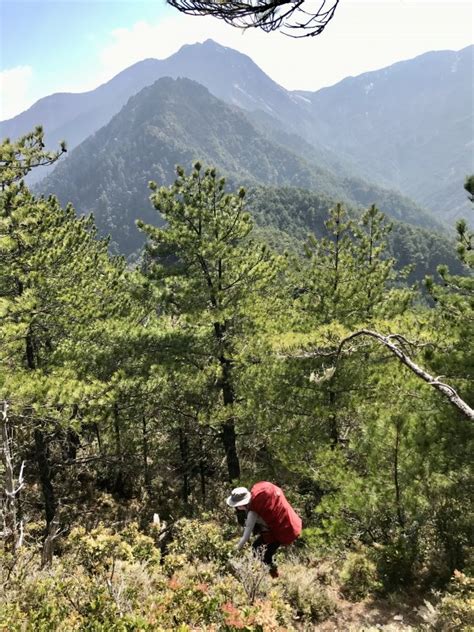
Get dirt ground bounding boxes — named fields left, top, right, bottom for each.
left=303, top=590, right=425, bottom=631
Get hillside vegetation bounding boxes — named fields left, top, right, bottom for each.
left=37, top=77, right=445, bottom=266
left=3, top=41, right=472, bottom=219
left=1, top=130, right=473, bottom=630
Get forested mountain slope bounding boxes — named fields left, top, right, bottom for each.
left=37, top=77, right=441, bottom=256
left=2, top=120, right=473, bottom=632
left=2, top=41, right=471, bottom=225
left=295, top=45, right=474, bottom=222
left=0, top=40, right=319, bottom=180
left=249, top=187, right=463, bottom=280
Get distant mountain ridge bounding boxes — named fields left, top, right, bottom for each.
left=0, top=40, right=317, bottom=173
left=294, top=46, right=474, bottom=222
left=2, top=40, right=472, bottom=222
left=36, top=77, right=440, bottom=255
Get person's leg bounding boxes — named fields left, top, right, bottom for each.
left=262, top=541, right=280, bottom=567
left=263, top=542, right=280, bottom=576
left=251, top=535, right=265, bottom=557
left=252, top=536, right=280, bottom=576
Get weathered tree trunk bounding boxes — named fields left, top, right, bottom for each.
left=1, top=401, right=24, bottom=552
left=34, top=428, right=56, bottom=529
left=41, top=515, right=60, bottom=568
left=142, top=415, right=151, bottom=496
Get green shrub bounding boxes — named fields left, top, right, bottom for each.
left=65, top=522, right=160, bottom=576
left=167, top=518, right=234, bottom=568
left=0, top=603, right=27, bottom=631
left=66, top=524, right=134, bottom=575
left=281, top=565, right=337, bottom=623
left=339, top=550, right=382, bottom=600
left=120, top=522, right=161, bottom=565
left=374, top=533, right=419, bottom=590
left=436, top=571, right=474, bottom=631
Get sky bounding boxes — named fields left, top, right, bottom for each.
left=0, top=0, right=473, bottom=121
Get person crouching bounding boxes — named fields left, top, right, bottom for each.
left=226, top=481, right=302, bottom=578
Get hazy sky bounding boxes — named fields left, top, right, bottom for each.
left=1, top=0, right=473, bottom=121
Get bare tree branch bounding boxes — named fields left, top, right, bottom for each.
left=340, top=330, right=474, bottom=419
left=280, top=330, right=474, bottom=420
left=167, top=0, right=340, bottom=37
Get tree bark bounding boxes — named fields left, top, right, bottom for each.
left=214, top=322, right=241, bottom=481
left=1, top=401, right=24, bottom=552
left=34, top=428, right=56, bottom=528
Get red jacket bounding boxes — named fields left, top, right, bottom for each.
left=249, top=481, right=302, bottom=545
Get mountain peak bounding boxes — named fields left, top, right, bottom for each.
left=173, top=38, right=249, bottom=62
left=202, top=38, right=224, bottom=48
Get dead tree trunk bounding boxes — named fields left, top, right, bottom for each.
left=1, top=401, right=25, bottom=552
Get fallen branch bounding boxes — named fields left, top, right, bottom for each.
left=282, top=330, right=474, bottom=420
left=335, top=330, right=473, bottom=420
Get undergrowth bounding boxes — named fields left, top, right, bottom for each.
left=1, top=519, right=472, bottom=631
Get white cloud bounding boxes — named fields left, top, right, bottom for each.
left=91, top=1, right=473, bottom=93
left=96, top=14, right=262, bottom=83
left=3, top=1, right=473, bottom=119
left=0, top=66, right=34, bottom=121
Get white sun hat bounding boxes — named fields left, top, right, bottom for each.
left=226, top=486, right=251, bottom=507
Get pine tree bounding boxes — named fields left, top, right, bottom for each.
left=0, top=130, right=132, bottom=537
left=424, top=176, right=473, bottom=409
left=302, top=202, right=355, bottom=325
left=138, top=163, right=278, bottom=481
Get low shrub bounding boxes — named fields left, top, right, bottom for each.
left=167, top=518, right=234, bottom=568
left=120, top=522, right=161, bottom=565
left=373, top=533, right=419, bottom=590
left=281, top=564, right=337, bottom=623
left=228, top=548, right=270, bottom=604
left=436, top=571, right=474, bottom=631
left=339, top=549, right=382, bottom=600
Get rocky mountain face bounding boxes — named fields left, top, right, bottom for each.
left=0, top=40, right=315, bottom=167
